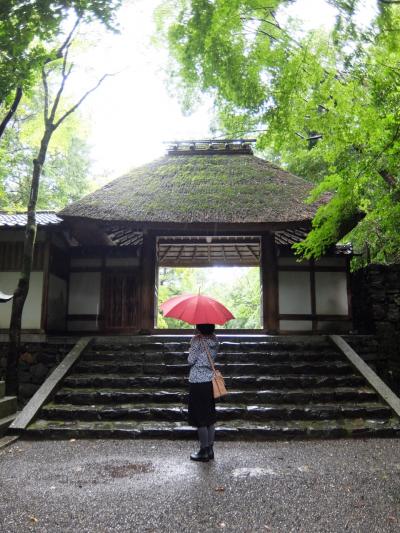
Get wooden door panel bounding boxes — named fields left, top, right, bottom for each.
left=103, top=272, right=138, bottom=330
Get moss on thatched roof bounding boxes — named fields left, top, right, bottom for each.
left=60, top=154, right=328, bottom=225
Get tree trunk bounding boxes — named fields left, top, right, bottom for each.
left=4, top=26, right=107, bottom=395
left=6, top=127, right=52, bottom=396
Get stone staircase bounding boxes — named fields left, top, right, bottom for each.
left=0, top=380, right=18, bottom=437
left=26, top=336, right=400, bottom=439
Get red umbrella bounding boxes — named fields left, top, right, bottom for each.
left=160, top=293, right=234, bottom=325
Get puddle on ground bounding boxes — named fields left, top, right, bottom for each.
left=104, top=462, right=154, bottom=478
left=231, top=467, right=278, bottom=479
left=50, top=461, right=155, bottom=486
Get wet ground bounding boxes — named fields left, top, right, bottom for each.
left=1, top=438, right=400, bottom=532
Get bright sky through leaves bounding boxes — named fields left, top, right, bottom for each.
left=70, top=0, right=353, bottom=178
left=75, top=0, right=213, bottom=178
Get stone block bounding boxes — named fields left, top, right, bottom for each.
left=0, top=396, right=17, bottom=418
left=387, top=306, right=400, bottom=322
left=371, top=304, right=386, bottom=320
left=375, top=323, right=395, bottom=339
left=370, top=290, right=385, bottom=302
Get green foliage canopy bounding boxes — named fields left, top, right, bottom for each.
left=0, top=0, right=121, bottom=132
left=158, top=0, right=400, bottom=266
left=0, top=73, right=95, bottom=210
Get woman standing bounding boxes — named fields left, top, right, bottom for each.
left=187, top=323, right=219, bottom=462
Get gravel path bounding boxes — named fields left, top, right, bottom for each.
left=1, top=438, right=400, bottom=532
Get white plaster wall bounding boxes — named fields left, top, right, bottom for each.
left=278, top=271, right=312, bottom=314
left=68, top=272, right=101, bottom=315
left=315, top=271, right=348, bottom=315
left=0, top=272, right=43, bottom=329
left=47, top=274, right=67, bottom=331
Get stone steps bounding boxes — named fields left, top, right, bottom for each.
left=25, top=335, right=400, bottom=440
left=63, top=373, right=367, bottom=389
left=54, top=386, right=379, bottom=405
left=0, top=396, right=18, bottom=419
left=40, top=401, right=392, bottom=422
left=73, top=360, right=354, bottom=376
left=84, top=339, right=336, bottom=352
left=82, top=350, right=343, bottom=364
left=27, top=417, right=400, bottom=440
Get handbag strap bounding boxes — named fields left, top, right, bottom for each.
left=199, top=336, right=217, bottom=373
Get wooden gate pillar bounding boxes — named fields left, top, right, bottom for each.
left=260, top=232, right=279, bottom=333
left=139, top=231, right=157, bottom=333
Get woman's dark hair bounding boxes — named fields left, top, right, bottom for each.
left=196, top=323, right=215, bottom=335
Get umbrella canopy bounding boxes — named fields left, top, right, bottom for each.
left=0, top=291, right=13, bottom=303
left=160, top=294, right=234, bottom=326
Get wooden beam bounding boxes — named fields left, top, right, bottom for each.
left=260, top=232, right=279, bottom=333
left=246, top=244, right=259, bottom=260
left=159, top=238, right=261, bottom=246
left=66, top=218, right=312, bottom=233
left=160, top=259, right=258, bottom=268
left=159, top=245, right=171, bottom=262
left=139, top=232, right=157, bottom=332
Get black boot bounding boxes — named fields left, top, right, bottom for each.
left=207, top=445, right=214, bottom=460
left=190, top=447, right=209, bottom=462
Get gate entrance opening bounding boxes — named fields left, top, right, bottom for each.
left=156, top=235, right=262, bottom=331
left=157, top=266, right=262, bottom=329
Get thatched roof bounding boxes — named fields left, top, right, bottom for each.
left=60, top=153, right=328, bottom=226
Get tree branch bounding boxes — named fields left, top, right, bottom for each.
left=53, top=73, right=111, bottom=130
left=0, top=87, right=23, bottom=139
left=378, top=169, right=397, bottom=189
left=56, top=18, right=81, bottom=59
left=42, top=68, right=49, bottom=123
left=48, top=42, right=72, bottom=125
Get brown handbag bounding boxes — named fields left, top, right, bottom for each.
left=200, top=337, right=228, bottom=399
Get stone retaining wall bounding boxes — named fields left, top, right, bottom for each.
left=351, top=264, right=400, bottom=392
left=0, top=342, right=74, bottom=405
